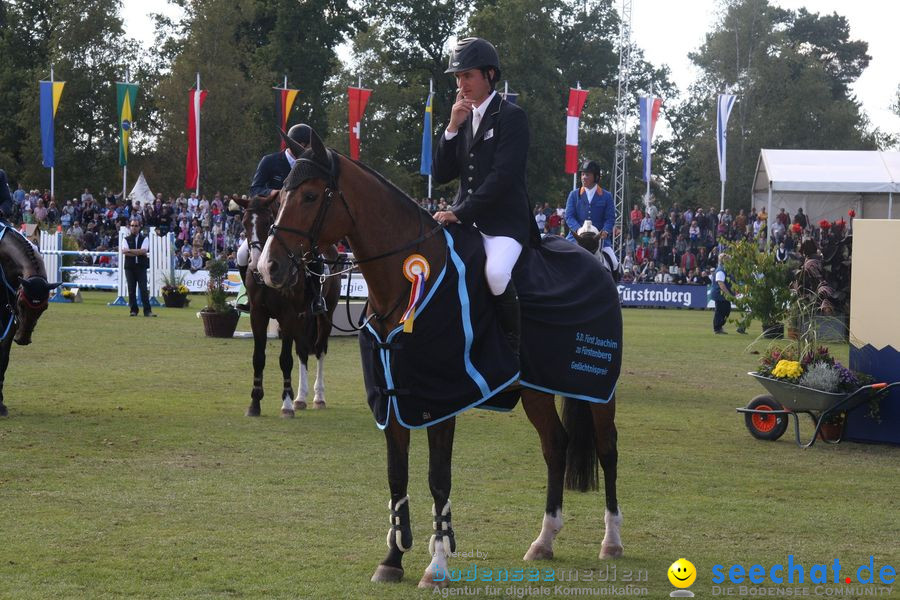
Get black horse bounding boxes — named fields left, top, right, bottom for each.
left=0, top=227, right=60, bottom=416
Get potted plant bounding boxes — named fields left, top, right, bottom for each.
left=724, top=240, right=793, bottom=337
left=786, top=230, right=851, bottom=341
left=199, top=258, right=239, bottom=338
left=161, top=271, right=190, bottom=308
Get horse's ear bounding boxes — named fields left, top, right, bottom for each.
left=234, top=195, right=251, bottom=209
left=48, top=282, right=62, bottom=290
left=278, top=128, right=306, bottom=159
left=310, top=128, right=328, bottom=163
left=260, top=193, right=278, bottom=208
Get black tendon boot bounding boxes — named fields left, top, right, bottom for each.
left=493, top=281, right=521, bottom=357
left=236, top=265, right=250, bottom=312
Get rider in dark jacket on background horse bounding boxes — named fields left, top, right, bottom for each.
left=236, top=124, right=311, bottom=311
left=432, top=37, right=540, bottom=355
left=0, top=169, right=14, bottom=225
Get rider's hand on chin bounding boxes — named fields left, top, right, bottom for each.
left=434, top=211, right=459, bottom=226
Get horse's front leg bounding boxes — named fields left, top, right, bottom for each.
left=277, top=333, right=295, bottom=418
left=371, top=419, right=411, bottom=583
left=312, top=351, right=326, bottom=408
left=418, top=417, right=456, bottom=589
left=0, top=336, right=9, bottom=417
left=522, top=390, right=568, bottom=561
left=245, top=310, right=268, bottom=417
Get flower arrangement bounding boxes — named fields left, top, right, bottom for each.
left=61, top=288, right=75, bottom=300
left=757, top=344, right=870, bottom=394
left=161, top=272, right=189, bottom=297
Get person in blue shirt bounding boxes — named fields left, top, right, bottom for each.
left=565, top=160, right=615, bottom=245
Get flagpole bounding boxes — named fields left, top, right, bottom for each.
left=122, top=68, right=130, bottom=201
left=573, top=81, right=581, bottom=191
left=50, top=66, right=55, bottom=202
left=195, top=72, right=200, bottom=197
left=645, top=82, right=652, bottom=205
left=428, top=78, right=433, bottom=199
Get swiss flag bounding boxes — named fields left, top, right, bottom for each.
left=348, top=86, right=373, bottom=160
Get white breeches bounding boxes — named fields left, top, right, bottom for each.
left=480, top=233, right=522, bottom=296
left=236, top=238, right=249, bottom=267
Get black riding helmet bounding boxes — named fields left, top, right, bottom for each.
left=580, top=159, right=603, bottom=180
left=287, top=123, right=312, bottom=148
left=445, top=37, right=501, bottom=84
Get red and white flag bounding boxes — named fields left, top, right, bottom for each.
left=565, top=87, right=590, bottom=174
left=185, top=87, right=208, bottom=190
left=348, top=86, right=372, bottom=160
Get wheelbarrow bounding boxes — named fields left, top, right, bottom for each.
left=737, top=373, right=899, bottom=448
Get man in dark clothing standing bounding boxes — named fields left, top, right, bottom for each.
left=711, top=254, right=733, bottom=334
left=432, top=37, right=539, bottom=354
left=123, top=219, right=155, bottom=317
left=0, top=169, right=14, bottom=223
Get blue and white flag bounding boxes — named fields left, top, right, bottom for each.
left=419, top=92, right=433, bottom=176
left=639, top=96, right=661, bottom=183
left=716, top=94, right=736, bottom=183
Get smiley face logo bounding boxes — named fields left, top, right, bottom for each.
left=668, top=558, right=697, bottom=588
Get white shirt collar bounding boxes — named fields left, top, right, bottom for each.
left=285, top=149, right=297, bottom=168
left=584, top=184, right=597, bottom=200
left=473, top=91, right=496, bottom=121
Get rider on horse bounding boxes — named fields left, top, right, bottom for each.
left=237, top=124, right=311, bottom=311
left=565, top=159, right=615, bottom=247
left=432, top=37, right=540, bottom=355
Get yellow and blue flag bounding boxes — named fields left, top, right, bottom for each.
left=117, top=83, right=139, bottom=166
left=419, top=92, right=433, bottom=176
left=39, top=80, right=65, bottom=168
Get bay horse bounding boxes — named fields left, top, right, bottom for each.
left=0, top=226, right=61, bottom=416
left=258, top=130, right=622, bottom=588
left=235, top=195, right=339, bottom=417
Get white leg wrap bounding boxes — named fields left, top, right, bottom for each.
left=603, top=508, right=623, bottom=547
left=534, top=510, right=563, bottom=548
left=297, top=363, right=308, bottom=403
left=314, top=357, right=325, bottom=403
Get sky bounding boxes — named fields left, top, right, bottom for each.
left=122, top=0, right=900, bottom=135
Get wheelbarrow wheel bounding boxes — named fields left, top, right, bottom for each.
left=744, top=395, right=788, bottom=441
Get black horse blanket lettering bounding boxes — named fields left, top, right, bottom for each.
left=360, top=226, right=622, bottom=429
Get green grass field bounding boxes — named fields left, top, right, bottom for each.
left=1, top=292, right=898, bottom=599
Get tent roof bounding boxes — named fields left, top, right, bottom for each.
left=753, top=149, right=900, bottom=194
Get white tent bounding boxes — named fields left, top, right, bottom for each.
left=127, top=171, right=155, bottom=207
left=751, top=149, right=897, bottom=237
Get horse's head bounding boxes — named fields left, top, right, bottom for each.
left=235, top=194, right=278, bottom=273
left=259, top=128, right=353, bottom=288
left=574, top=221, right=601, bottom=256
left=13, top=276, right=60, bottom=345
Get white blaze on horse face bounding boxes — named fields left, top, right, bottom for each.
left=248, top=213, right=261, bottom=271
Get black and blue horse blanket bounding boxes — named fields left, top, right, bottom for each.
left=360, top=226, right=622, bottom=429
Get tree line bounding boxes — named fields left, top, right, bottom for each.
left=0, top=0, right=889, bottom=214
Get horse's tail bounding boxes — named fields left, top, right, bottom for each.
left=562, top=397, right=598, bottom=492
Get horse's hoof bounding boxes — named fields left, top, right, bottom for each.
left=0, top=405, right=7, bottom=417
left=599, top=543, right=624, bottom=559
left=293, top=400, right=307, bottom=411
left=371, top=565, right=404, bottom=583
left=417, top=570, right=449, bottom=589
left=280, top=409, right=295, bottom=418
left=245, top=407, right=261, bottom=417
left=523, top=542, right=553, bottom=561
left=313, top=400, right=326, bottom=409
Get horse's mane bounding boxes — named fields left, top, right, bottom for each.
left=1, top=228, right=46, bottom=277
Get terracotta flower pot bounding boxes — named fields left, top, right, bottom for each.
left=200, top=309, right=240, bottom=338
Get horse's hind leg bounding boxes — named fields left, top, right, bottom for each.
left=592, top=397, right=623, bottom=559
left=278, top=333, right=295, bottom=418
left=521, top=390, right=568, bottom=561
left=371, top=419, right=411, bottom=584
left=246, top=311, right=268, bottom=417
left=418, top=417, right=456, bottom=589
left=293, top=335, right=309, bottom=411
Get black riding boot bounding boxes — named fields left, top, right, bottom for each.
left=493, top=281, right=521, bottom=357
left=236, top=265, right=250, bottom=312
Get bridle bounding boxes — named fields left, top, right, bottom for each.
left=266, top=147, right=443, bottom=331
